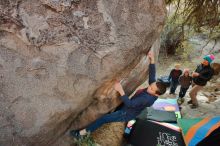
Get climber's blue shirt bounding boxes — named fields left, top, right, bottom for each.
left=120, top=64, right=158, bottom=120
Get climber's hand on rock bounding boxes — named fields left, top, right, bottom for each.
left=147, top=51, right=155, bottom=64
left=114, top=81, right=125, bottom=96
left=114, top=81, right=123, bottom=92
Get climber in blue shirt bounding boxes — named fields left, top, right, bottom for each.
left=70, top=51, right=167, bottom=138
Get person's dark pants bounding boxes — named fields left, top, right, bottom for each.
left=179, top=87, right=189, bottom=98
left=170, top=80, right=179, bottom=94
left=86, top=110, right=131, bottom=133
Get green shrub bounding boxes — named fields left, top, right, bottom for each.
left=75, top=134, right=97, bottom=146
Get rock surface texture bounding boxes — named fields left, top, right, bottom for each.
left=0, top=0, right=166, bottom=145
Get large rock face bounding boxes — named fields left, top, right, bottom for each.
left=0, top=0, right=166, bottom=145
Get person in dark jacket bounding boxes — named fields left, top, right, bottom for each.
left=168, top=64, right=182, bottom=95
left=70, top=51, right=167, bottom=138
left=188, top=54, right=215, bottom=108
left=177, top=69, right=192, bottom=105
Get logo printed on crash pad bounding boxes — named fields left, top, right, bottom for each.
left=157, top=132, right=178, bottom=146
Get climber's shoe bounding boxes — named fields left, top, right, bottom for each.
left=69, top=130, right=81, bottom=140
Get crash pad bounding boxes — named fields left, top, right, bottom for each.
left=128, top=119, right=185, bottom=146
left=178, top=116, right=220, bottom=146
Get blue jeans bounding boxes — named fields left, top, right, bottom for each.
left=179, top=87, right=189, bottom=98
left=86, top=110, right=129, bottom=133
left=170, top=80, right=179, bottom=94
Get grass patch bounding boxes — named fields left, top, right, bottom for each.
left=75, top=133, right=97, bottom=146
